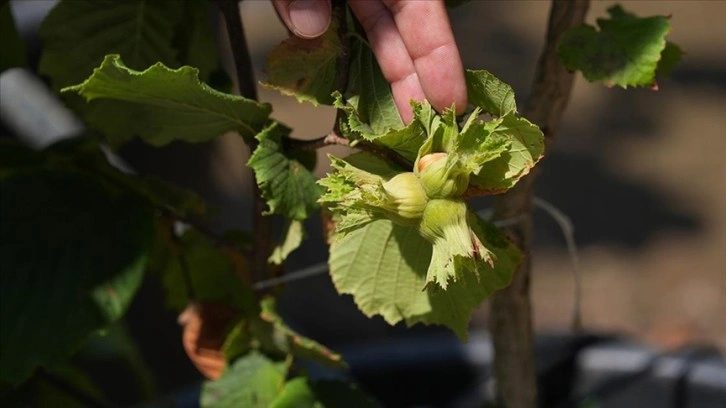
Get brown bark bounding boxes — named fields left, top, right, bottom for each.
left=490, top=1, right=590, bottom=407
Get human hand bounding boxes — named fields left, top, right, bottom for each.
left=272, top=0, right=467, bottom=124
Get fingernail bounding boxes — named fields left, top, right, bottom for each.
left=289, top=0, right=331, bottom=38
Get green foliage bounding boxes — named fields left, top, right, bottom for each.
left=158, top=229, right=257, bottom=313
left=270, top=378, right=378, bottom=408
left=559, top=5, right=680, bottom=88
left=263, top=19, right=341, bottom=106
left=64, top=55, right=271, bottom=147
left=269, top=220, right=306, bottom=265
left=0, top=168, right=152, bottom=384
left=468, top=113, right=545, bottom=193
left=201, top=352, right=369, bottom=408
left=465, top=70, right=517, bottom=117
left=656, top=42, right=684, bottom=79
left=223, top=297, right=344, bottom=368
left=38, top=0, right=182, bottom=90
left=201, top=352, right=287, bottom=408
left=319, top=72, right=541, bottom=317
left=328, top=217, right=519, bottom=339
left=0, top=2, right=26, bottom=72
left=346, top=39, right=405, bottom=133
left=247, top=122, right=320, bottom=221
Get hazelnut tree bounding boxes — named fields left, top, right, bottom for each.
left=0, top=0, right=680, bottom=406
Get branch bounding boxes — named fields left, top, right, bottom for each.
left=490, top=1, right=590, bottom=408
left=215, top=0, right=274, bottom=284
left=286, top=131, right=414, bottom=170
left=215, top=0, right=257, bottom=100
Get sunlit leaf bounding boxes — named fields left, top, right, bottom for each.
left=329, top=216, right=519, bottom=339
left=465, top=70, right=517, bottom=117
left=200, top=352, right=287, bottom=408
left=248, top=122, right=320, bottom=221
left=559, top=5, right=677, bottom=88
left=270, top=378, right=377, bottom=408
left=269, top=219, right=306, bottom=265
left=468, top=113, right=544, bottom=194
left=63, top=55, right=271, bottom=147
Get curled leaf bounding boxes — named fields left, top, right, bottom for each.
left=178, top=303, right=241, bottom=380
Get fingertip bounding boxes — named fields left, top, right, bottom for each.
left=273, top=0, right=332, bottom=39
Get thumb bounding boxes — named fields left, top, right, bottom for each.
left=272, top=0, right=332, bottom=39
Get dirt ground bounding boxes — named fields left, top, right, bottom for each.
left=193, top=1, right=726, bottom=351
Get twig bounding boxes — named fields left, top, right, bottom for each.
left=215, top=0, right=273, bottom=284
left=489, top=1, right=590, bottom=407
left=286, top=131, right=349, bottom=151
left=532, top=197, right=582, bottom=331
left=215, top=0, right=257, bottom=101
left=287, top=131, right=414, bottom=170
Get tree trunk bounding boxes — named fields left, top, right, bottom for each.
left=490, top=1, right=591, bottom=407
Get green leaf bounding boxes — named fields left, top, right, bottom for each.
left=0, top=2, right=26, bottom=72
left=558, top=5, right=675, bottom=88
left=270, top=377, right=318, bottom=407
left=248, top=122, right=320, bottom=221
left=263, top=18, right=340, bottom=105
left=465, top=70, right=517, bottom=117
left=269, top=219, right=306, bottom=265
left=270, top=378, right=377, bottom=408
left=0, top=169, right=152, bottom=384
left=201, top=352, right=287, bottom=408
left=306, top=380, right=378, bottom=408
left=223, top=297, right=345, bottom=368
left=329, top=216, right=519, bottom=339
left=656, top=41, right=684, bottom=79
left=63, top=55, right=271, bottom=147
left=375, top=124, right=428, bottom=162
left=469, top=113, right=544, bottom=194
left=347, top=39, right=404, bottom=134
left=38, top=0, right=182, bottom=91
left=161, top=229, right=256, bottom=313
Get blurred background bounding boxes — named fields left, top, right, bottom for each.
left=4, top=0, right=725, bottom=405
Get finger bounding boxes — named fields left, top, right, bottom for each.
left=383, top=0, right=467, bottom=114
left=349, top=0, right=424, bottom=123
left=272, top=0, right=332, bottom=39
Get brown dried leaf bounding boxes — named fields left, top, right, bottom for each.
left=178, top=302, right=240, bottom=379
